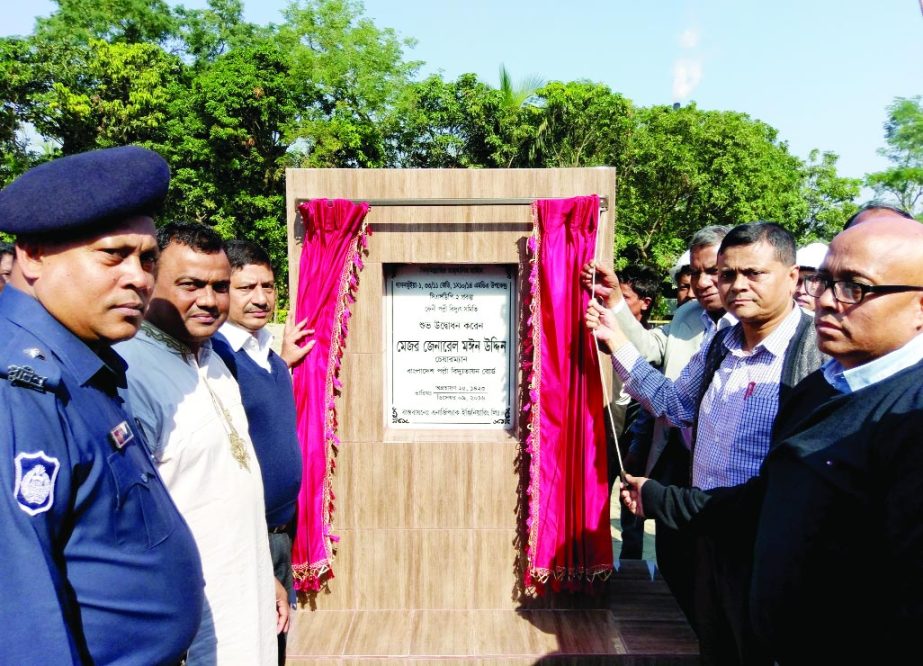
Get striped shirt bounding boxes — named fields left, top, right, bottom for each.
left=612, top=305, right=803, bottom=489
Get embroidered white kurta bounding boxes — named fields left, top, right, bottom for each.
left=117, top=325, right=277, bottom=666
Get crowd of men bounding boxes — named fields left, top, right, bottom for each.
left=0, top=147, right=310, bottom=665
left=1, top=145, right=921, bottom=665
left=587, top=204, right=922, bottom=664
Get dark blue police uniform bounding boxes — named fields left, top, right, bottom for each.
left=0, top=286, right=204, bottom=665
left=0, top=146, right=205, bottom=665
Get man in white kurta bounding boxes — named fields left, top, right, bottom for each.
left=116, top=223, right=277, bottom=665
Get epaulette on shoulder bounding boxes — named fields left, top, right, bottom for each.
left=0, top=334, right=62, bottom=394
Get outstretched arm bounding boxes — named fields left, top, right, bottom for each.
left=621, top=472, right=765, bottom=534
left=581, top=262, right=667, bottom=363
left=587, top=299, right=704, bottom=430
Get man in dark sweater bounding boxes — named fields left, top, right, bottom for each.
left=213, top=240, right=314, bottom=666
left=620, top=214, right=923, bottom=664
left=588, top=223, right=822, bottom=665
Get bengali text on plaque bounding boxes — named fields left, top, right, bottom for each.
left=386, top=264, right=516, bottom=428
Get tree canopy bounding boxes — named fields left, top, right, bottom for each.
left=865, top=96, right=923, bottom=217
left=1, top=0, right=901, bottom=301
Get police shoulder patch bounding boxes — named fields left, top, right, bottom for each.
left=14, top=451, right=60, bottom=516
left=0, top=336, right=62, bottom=394
left=6, top=364, right=49, bottom=392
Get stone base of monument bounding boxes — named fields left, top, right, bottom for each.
left=282, top=167, right=697, bottom=664
left=285, top=561, right=698, bottom=665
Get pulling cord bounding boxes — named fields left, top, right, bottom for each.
left=590, top=204, right=628, bottom=486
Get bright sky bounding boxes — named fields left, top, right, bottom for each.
left=3, top=0, right=921, bottom=182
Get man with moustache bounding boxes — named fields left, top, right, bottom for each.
left=619, top=214, right=923, bottom=664
left=586, top=222, right=823, bottom=665
left=581, top=225, right=733, bottom=624
left=0, top=147, right=203, bottom=665
left=212, top=240, right=313, bottom=666
left=117, top=222, right=279, bottom=665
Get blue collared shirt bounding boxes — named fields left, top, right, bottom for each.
left=0, top=286, right=204, bottom=665
left=614, top=305, right=803, bottom=489
left=699, top=307, right=737, bottom=350
left=822, top=331, right=923, bottom=394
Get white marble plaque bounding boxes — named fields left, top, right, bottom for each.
left=386, top=264, right=516, bottom=429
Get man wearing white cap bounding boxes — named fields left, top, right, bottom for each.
left=794, top=242, right=828, bottom=311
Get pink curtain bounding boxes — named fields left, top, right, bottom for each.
left=291, top=198, right=370, bottom=591
left=522, top=195, right=612, bottom=593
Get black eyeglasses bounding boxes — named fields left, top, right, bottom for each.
left=803, top=274, right=923, bottom=305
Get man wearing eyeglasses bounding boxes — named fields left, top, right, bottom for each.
left=793, top=242, right=828, bottom=311
left=587, top=222, right=823, bottom=665
left=617, top=213, right=923, bottom=663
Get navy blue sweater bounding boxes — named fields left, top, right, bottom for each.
left=213, top=334, right=302, bottom=529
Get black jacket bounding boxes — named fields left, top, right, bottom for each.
left=642, top=360, right=923, bottom=663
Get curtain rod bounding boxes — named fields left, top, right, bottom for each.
left=296, top=196, right=609, bottom=212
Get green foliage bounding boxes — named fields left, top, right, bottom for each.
left=278, top=0, right=420, bottom=167
left=616, top=103, right=805, bottom=271
left=519, top=81, right=633, bottom=168
left=35, top=0, right=177, bottom=45
left=173, top=0, right=261, bottom=63
left=498, top=64, right=543, bottom=111
left=384, top=73, right=518, bottom=167
left=6, top=36, right=181, bottom=155
left=0, top=38, right=42, bottom=185
left=866, top=96, right=923, bottom=217
left=1, top=0, right=882, bottom=299
left=158, top=38, right=301, bottom=302
left=798, top=149, right=861, bottom=242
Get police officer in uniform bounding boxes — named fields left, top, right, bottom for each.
left=0, top=146, right=205, bottom=665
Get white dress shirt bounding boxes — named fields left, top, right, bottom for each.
left=116, top=324, right=277, bottom=666
left=219, top=321, right=274, bottom=372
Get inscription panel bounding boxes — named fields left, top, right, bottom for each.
left=386, top=264, right=516, bottom=429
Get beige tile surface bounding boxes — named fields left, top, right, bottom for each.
left=409, top=610, right=475, bottom=656
left=338, top=352, right=383, bottom=442
left=348, top=442, right=413, bottom=529
left=348, top=262, right=383, bottom=355
left=281, top=169, right=701, bottom=664
left=412, top=529, right=475, bottom=609
left=410, top=441, right=473, bottom=528
left=471, top=529, right=522, bottom=610
left=471, top=441, right=520, bottom=529
left=287, top=609, right=354, bottom=657
left=342, top=610, right=414, bottom=656
left=351, top=529, right=415, bottom=610
left=472, top=610, right=559, bottom=656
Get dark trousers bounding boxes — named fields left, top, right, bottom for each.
left=269, top=530, right=294, bottom=666
left=694, top=533, right=771, bottom=666
left=619, top=503, right=645, bottom=559
left=609, top=411, right=646, bottom=560
left=655, top=522, right=696, bottom=625
left=649, top=431, right=695, bottom=625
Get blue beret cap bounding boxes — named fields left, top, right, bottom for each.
left=0, top=145, right=170, bottom=235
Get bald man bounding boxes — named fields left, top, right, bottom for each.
left=843, top=201, right=913, bottom=229
left=614, top=214, right=923, bottom=664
